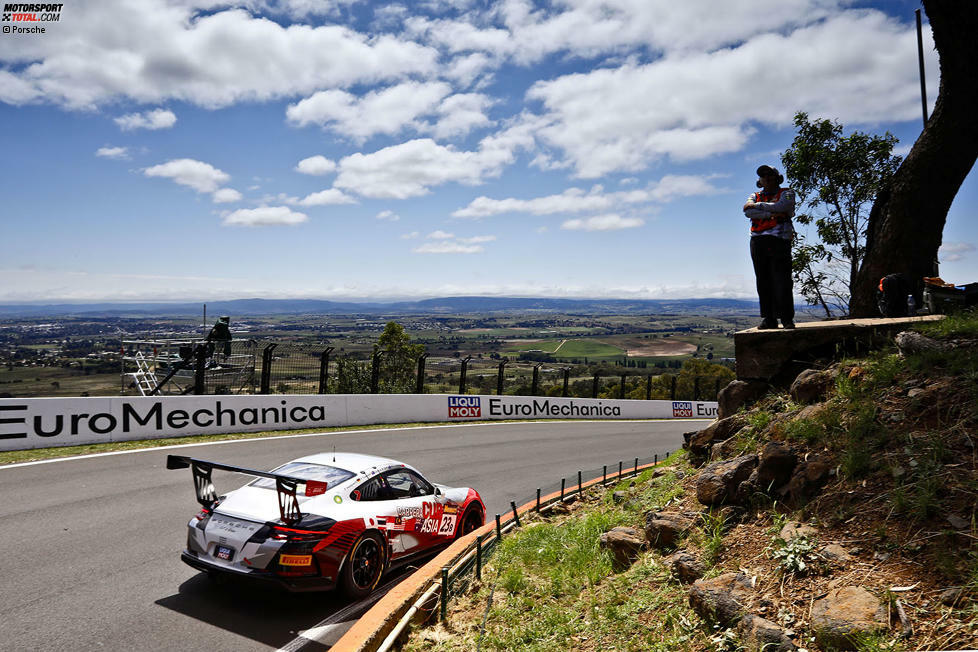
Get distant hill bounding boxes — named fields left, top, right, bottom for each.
left=0, top=296, right=759, bottom=317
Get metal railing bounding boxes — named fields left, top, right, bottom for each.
left=375, top=451, right=674, bottom=651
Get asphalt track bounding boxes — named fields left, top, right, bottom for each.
left=0, top=419, right=704, bottom=651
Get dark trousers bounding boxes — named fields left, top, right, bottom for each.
left=750, top=235, right=794, bottom=322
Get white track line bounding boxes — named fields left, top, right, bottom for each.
left=1, top=419, right=712, bottom=470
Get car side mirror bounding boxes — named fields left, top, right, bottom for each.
left=433, top=487, right=442, bottom=496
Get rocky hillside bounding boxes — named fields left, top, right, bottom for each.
left=663, top=320, right=978, bottom=650
left=403, top=314, right=977, bottom=651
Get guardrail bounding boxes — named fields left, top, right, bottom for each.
left=332, top=451, right=673, bottom=652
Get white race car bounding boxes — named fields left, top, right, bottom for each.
left=168, top=452, right=485, bottom=597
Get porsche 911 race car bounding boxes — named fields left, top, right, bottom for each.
left=167, top=452, right=485, bottom=597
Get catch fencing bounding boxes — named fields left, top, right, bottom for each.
left=122, top=340, right=728, bottom=402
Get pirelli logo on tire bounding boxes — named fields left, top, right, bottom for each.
left=448, top=396, right=481, bottom=418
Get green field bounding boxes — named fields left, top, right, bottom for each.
left=503, top=338, right=625, bottom=360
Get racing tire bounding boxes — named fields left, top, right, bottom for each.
left=455, top=505, right=484, bottom=540
left=340, top=531, right=386, bottom=599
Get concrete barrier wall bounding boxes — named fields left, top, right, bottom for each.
left=0, top=394, right=719, bottom=452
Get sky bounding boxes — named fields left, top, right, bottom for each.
left=1, top=0, right=975, bottom=304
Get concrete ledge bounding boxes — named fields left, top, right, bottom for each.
left=735, top=316, right=943, bottom=383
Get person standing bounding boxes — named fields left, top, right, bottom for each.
left=744, top=165, right=796, bottom=329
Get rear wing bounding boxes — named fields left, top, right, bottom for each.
left=166, top=455, right=328, bottom=526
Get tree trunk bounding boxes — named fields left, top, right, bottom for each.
left=850, top=0, right=978, bottom=316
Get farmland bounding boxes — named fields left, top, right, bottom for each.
left=0, top=301, right=764, bottom=398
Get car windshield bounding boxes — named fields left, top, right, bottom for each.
left=249, top=462, right=355, bottom=490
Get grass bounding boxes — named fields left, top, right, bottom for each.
left=404, top=453, right=708, bottom=651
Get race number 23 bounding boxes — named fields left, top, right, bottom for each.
left=438, top=514, right=457, bottom=536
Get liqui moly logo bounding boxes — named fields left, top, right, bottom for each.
left=672, top=401, right=693, bottom=417
left=448, top=396, right=481, bottom=418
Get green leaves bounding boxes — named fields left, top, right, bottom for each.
left=781, top=112, right=902, bottom=315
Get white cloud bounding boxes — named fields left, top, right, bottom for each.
left=334, top=131, right=527, bottom=199
left=95, top=146, right=129, bottom=159
left=939, top=242, right=976, bottom=262
left=297, top=188, right=357, bottom=206
left=212, top=188, right=243, bottom=203
left=400, top=231, right=420, bottom=239
left=428, top=230, right=454, bottom=239
left=144, top=158, right=230, bottom=193
left=458, top=234, right=496, bottom=244
left=0, top=2, right=439, bottom=109
left=114, top=108, right=177, bottom=131
left=525, top=11, right=934, bottom=177
left=561, top=214, right=644, bottom=231
left=286, top=81, right=493, bottom=142
left=222, top=206, right=308, bottom=226
left=376, top=210, right=400, bottom=221
left=413, top=241, right=485, bottom=254
left=295, top=155, right=337, bottom=176
left=453, top=175, right=723, bottom=218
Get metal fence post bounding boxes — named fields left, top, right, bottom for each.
left=694, top=376, right=700, bottom=401
left=670, top=375, right=677, bottom=400
left=476, top=535, right=483, bottom=580
left=603, top=465, right=607, bottom=484
left=459, top=356, right=472, bottom=394
left=496, top=360, right=506, bottom=395
left=560, top=478, right=565, bottom=501
left=416, top=353, right=427, bottom=394
left=634, top=457, right=639, bottom=475
left=578, top=470, right=582, bottom=495
left=440, top=567, right=449, bottom=621
left=646, top=375, right=653, bottom=400
left=562, top=368, right=570, bottom=397
left=531, top=364, right=541, bottom=396
left=194, top=343, right=207, bottom=395
left=510, top=501, right=521, bottom=527
left=536, top=488, right=541, bottom=512
left=495, top=514, right=501, bottom=539
left=259, top=344, right=277, bottom=394
left=619, top=374, right=626, bottom=399
left=370, top=349, right=383, bottom=394
left=592, top=374, right=600, bottom=398
left=318, top=346, right=333, bottom=394
left=618, top=460, right=623, bottom=480
left=715, top=377, right=722, bottom=399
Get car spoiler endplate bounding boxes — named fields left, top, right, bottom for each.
left=166, top=454, right=327, bottom=525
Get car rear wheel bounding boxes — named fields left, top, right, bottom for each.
left=455, top=505, right=483, bottom=539
left=341, top=531, right=386, bottom=599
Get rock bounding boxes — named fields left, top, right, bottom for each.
left=651, top=466, right=675, bottom=478
left=820, top=543, right=852, bottom=564
left=795, top=402, right=827, bottom=422
left=789, top=369, right=834, bottom=404
left=644, top=511, right=695, bottom=548
left=779, top=521, right=817, bottom=542
left=895, top=330, right=948, bottom=355
left=684, top=415, right=749, bottom=466
left=907, top=387, right=926, bottom=399
left=945, top=514, right=970, bottom=530
left=696, top=454, right=758, bottom=506
left=756, top=441, right=798, bottom=490
left=738, top=614, right=797, bottom=652
left=612, top=491, right=627, bottom=504
left=811, top=586, right=888, bottom=650
left=688, top=572, right=754, bottom=627
left=600, top=527, right=646, bottom=570
left=717, top=379, right=771, bottom=419
left=549, top=501, right=570, bottom=515
left=939, top=587, right=964, bottom=606
left=778, top=457, right=832, bottom=507
left=663, top=551, right=704, bottom=583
